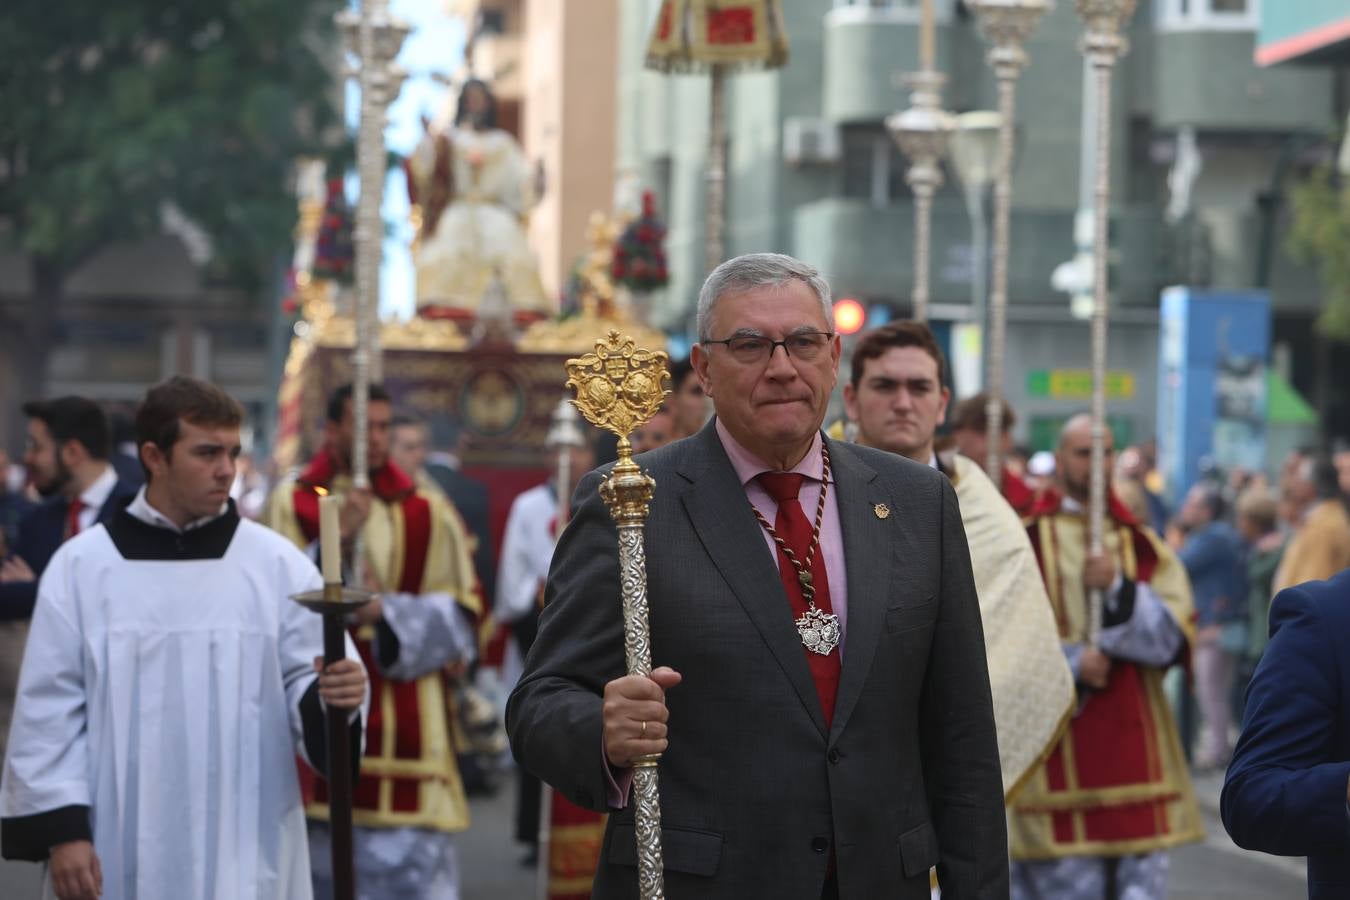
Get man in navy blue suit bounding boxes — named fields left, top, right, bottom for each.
left=0, top=397, right=136, bottom=762
left=0, top=397, right=138, bottom=622
left=1222, top=566, right=1350, bottom=898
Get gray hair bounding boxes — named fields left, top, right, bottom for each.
left=695, top=252, right=833, bottom=342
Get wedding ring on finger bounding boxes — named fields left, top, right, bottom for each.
left=640, top=720, right=648, bottom=738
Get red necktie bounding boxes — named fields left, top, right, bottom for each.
left=66, top=498, right=86, bottom=539
left=756, top=472, right=841, bottom=728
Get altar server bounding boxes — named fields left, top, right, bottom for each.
left=0, top=376, right=367, bottom=900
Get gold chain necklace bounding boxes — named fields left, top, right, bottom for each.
left=751, top=444, right=841, bottom=657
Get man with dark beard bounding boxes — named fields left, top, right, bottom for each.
left=1009, top=414, right=1201, bottom=899
left=0, top=397, right=137, bottom=762
left=264, top=384, right=482, bottom=900
left=1, top=397, right=138, bottom=622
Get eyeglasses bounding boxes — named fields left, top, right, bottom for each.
left=702, top=331, right=835, bottom=365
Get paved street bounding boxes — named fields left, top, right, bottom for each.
left=1171, top=825, right=1305, bottom=900
left=0, top=769, right=1307, bottom=899
left=0, top=775, right=539, bottom=900
left=461, top=775, right=538, bottom=900
left=477, top=775, right=1310, bottom=899
left=1168, top=771, right=1305, bottom=900
left=0, top=856, right=40, bottom=900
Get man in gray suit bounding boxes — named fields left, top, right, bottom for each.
left=507, top=253, right=1006, bottom=899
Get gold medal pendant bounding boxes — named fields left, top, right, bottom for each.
left=796, top=605, right=841, bottom=656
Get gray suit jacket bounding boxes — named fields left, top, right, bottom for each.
left=507, top=423, right=1007, bottom=899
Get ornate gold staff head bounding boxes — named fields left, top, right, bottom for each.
left=565, top=330, right=671, bottom=525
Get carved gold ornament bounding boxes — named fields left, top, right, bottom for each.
left=565, top=331, right=671, bottom=442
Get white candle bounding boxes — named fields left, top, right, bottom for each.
left=319, top=494, right=342, bottom=584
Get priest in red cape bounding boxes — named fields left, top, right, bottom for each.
left=264, top=383, right=482, bottom=900
left=1009, top=414, right=1201, bottom=899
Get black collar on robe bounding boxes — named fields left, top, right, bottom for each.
left=104, top=498, right=241, bottom=561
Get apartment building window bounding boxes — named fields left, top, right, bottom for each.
left=830, top=0, right=953, bottom=11
left=827, top=0, right=955, bottom=23
left=841, top=126, right=907, bottom=208
left=57, top=321, right=155, bottom=346
left=833, top=0, right=911, bottom=7
left=477, top=9, right=505, bottom=35
left=1156, top=0, right=1258, bottom=31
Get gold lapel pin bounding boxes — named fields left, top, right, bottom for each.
left=874, top=503, right=890, bottom=520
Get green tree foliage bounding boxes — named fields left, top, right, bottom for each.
left=1288, top=164, right=1350, bottom=342
left=0, top=0, right=345, bottom=284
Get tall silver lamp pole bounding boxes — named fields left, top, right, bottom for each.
left=336, top=0, right=409, bottom=495
left=949, top=111, right=1002, bottom=385
left=888, top=0, right=954, bottom=324
left=965, top=0, right=1051, bottom=478
left=1075, top=0, right=1137, bottom=643
left=707, top=65, right=728, bottom=277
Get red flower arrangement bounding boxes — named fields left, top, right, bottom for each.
left=280, top=267, right=302, bottom=317
left=611, top=191, right=669, bottom=292
left=312, top=176, right=355, bottom=285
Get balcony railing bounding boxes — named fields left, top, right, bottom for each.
left=826, top=0, right=955, bottom=27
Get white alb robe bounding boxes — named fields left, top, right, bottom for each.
left=494, top=483, right=558, bottom=626
left=0, top=502, right=365, bottom=900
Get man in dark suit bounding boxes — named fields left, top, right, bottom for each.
left=390, top=411, right=501, bottom=798
left=0, top=449, right=34, bottom=556
left=1222, top=567, right=1350, bottom=898
left=507, top=253, right=1006, bottom=899
left=0, top=396, right=138, bottom=763
left=423, top=415, right=495, bottom=605
left=0, top=397, right=139, bottom=622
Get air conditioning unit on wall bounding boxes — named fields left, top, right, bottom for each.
left=783, top=117, right=842, bottom=166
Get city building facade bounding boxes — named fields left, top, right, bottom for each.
left=0, top=238, right=275, bottom=455
left=616, top=0, right=1348, bottom=452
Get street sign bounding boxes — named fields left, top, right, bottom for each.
left=1026, top=368, right=1135, bottom=400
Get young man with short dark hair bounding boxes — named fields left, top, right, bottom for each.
left=842, top=321, right=1073, bottom=805
left=948, top=392, right=1036, bottom=514
left=1, top=376, right=367, bottom=900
